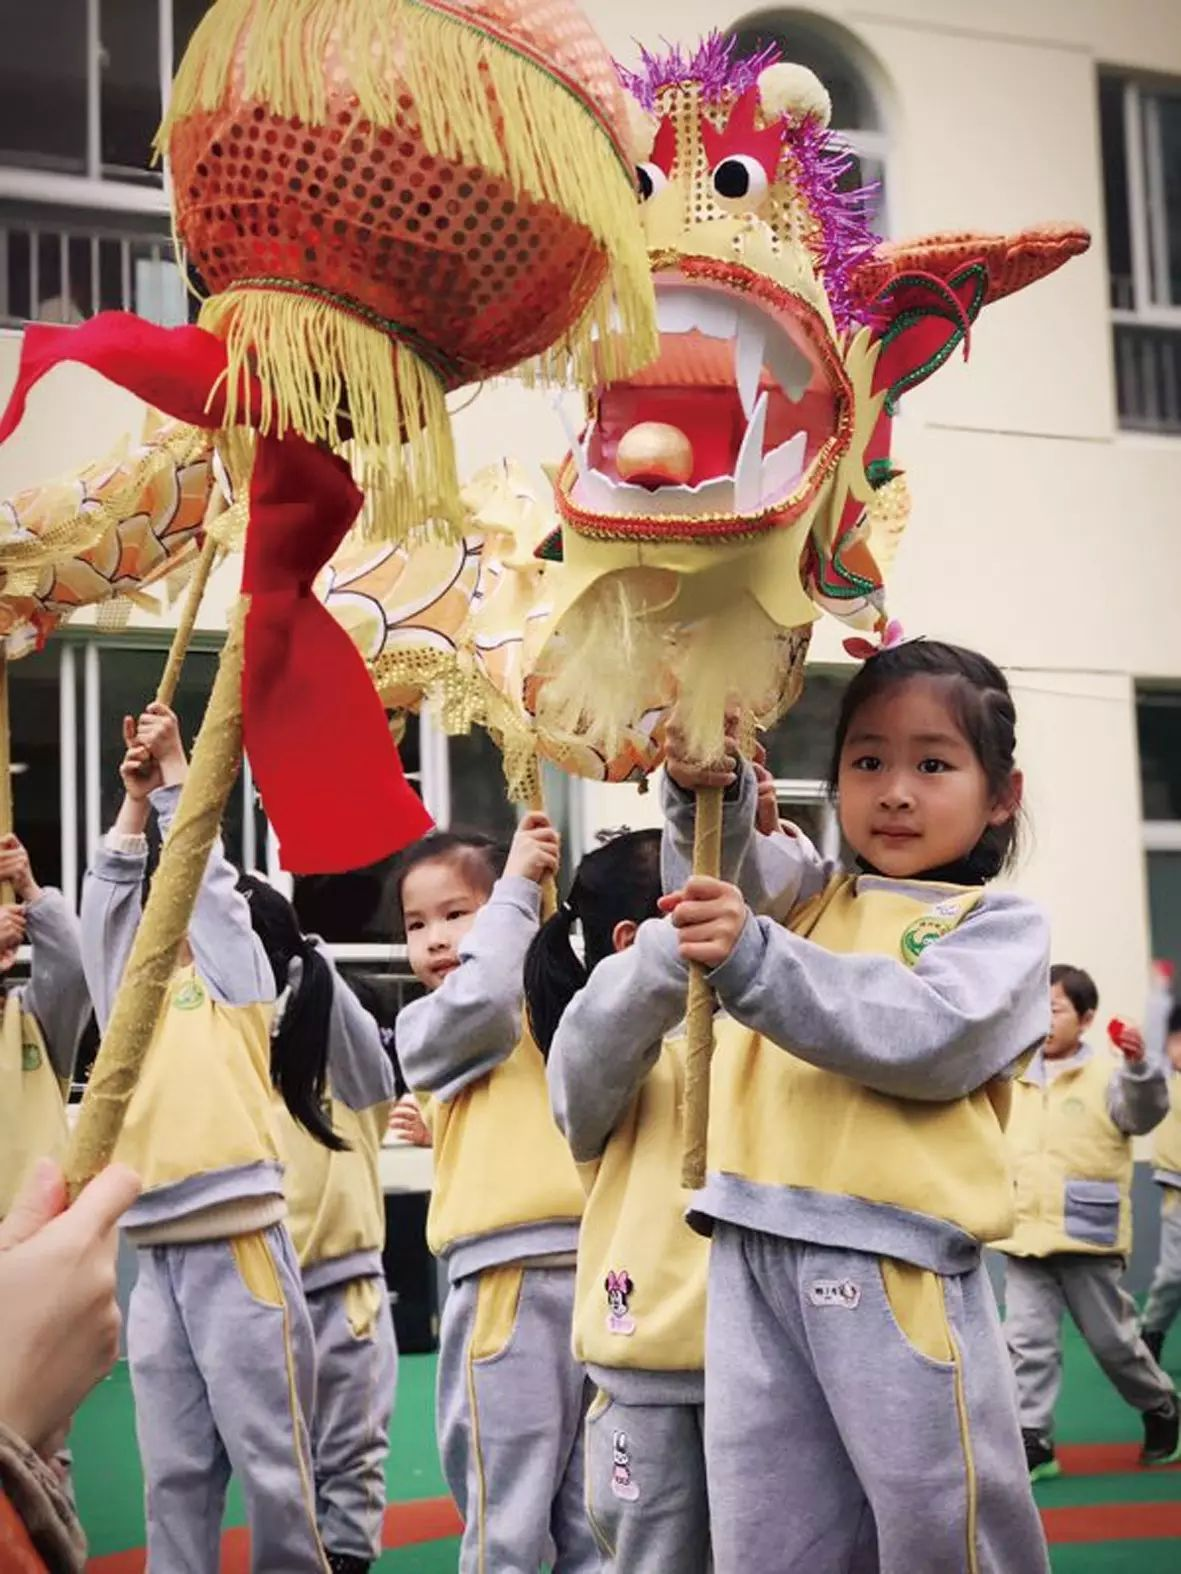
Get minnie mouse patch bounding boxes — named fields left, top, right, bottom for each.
left=605, top=1269, right=635, bottom=1335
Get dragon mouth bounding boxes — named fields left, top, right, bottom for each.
left=563, top=262, right=853, bottom=528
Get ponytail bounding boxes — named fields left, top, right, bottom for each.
left=523, top=828, right=662, bottom=1059
left=237, top=874, right=347, bottom=1151
left=524, top=903, right=587, bottom=1058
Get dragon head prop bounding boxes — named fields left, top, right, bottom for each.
left=529, top=33, right=1089, bottom=765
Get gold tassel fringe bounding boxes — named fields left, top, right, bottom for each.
left=534, top=578, right=814, bottom=766
left=160, top=0, right=657, bottom=391
left=199, top=288, right=461, bottom=539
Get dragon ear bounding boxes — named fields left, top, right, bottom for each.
left=848, top=223, right=1091, bottom=412
left=757, top=63, right=831, bottom=127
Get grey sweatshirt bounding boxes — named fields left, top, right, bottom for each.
left=396, top=875, right=581, bottom=1280
left=548, top=922, right=702, bottom=1403
left=12, top=888, right=91, bottom=1082
left=661, top=762, right=1052, bottom=1272
left=81, top=784, right=279, bottom=1236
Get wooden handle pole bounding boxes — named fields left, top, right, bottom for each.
left=0, top=650, right=12, bottom=906
left=64, top=596, right=248, bottom=1198
left=527, top=769, right=557, bottom=922
left=680, top=784, right=723, bottom=1189
left=155, top=487, right=226, bottom=708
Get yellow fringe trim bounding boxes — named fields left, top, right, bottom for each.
left=159, top=0, right=657, bottom=389
left=198, top=287, right=461, bottom=539
left=369, top=643, right=539, bottom=803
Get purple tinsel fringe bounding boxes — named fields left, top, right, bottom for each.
left=617, top=31, right=881, bottom=330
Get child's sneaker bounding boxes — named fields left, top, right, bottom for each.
left=1144, top=1328, right=1167, bottom=1366
left=1140, top=1394, right=1181, bottom=1467
left=1022, top=1428, right=1061, bottom=1481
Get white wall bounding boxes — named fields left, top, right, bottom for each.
left=2, top=0, right=1179, bottom=1026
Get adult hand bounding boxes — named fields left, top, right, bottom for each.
left=0, top=1159, right=141, bottom=1455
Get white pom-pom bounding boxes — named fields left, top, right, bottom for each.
left=757, top=63, right=832, bottom=128
left=621, top=95, right=658, bottom=163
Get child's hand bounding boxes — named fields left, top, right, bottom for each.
left=0, top=835, right=40, bottom=904
left=389, top=1094, right=432, bottom=1148
left=505, top=812, right=560, bottom=886
left=119, top=716, right=161, bottom=801
left=665, top=706, right=741, bottom=793
left=136, top=703, right=188, bottom=787
left=1108, top=1018, right=1146, bottom=1063
left=659, top=875, right=748, bottom=968
left=752, top=748, right=781, bottom=838
left=0, top=904, right=26, bottom=954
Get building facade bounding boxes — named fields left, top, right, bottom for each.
left=1, top=0, right=1180, bottom=1034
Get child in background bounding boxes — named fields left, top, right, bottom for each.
left=240, top=876, right=398, bottom=1574
left=526, top=829, right=712, bottom=1574
left=1143, top=999, right=1181, bottom=1367
left=82, top=703, right=330, bottom=1574
left=1000, top=965, right=1177, bottom=1475
left=661, top=641, right=1050, bottom=1573
left=394, top=816, right=596, bottom=1574
left=0, top=832, right=92, bottom=1220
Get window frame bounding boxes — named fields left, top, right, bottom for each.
left=1110, top=76, right=1181, bottom=331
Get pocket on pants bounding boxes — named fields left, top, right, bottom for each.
left=344, top=1276, right=383, bottom=1340
left=469, top=1264, right=525, bottom=1366
left=229, top=1230, right=286, bottom=1309
left=1063, top=1179, right=1121, bottom=1246
left=878, top=1258, right=956, bottom=1368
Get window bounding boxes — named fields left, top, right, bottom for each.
left=761, top=667, right=848, bottom=859
left=0, top=1, right=206, bottom=327
left=727, top=8, right=889, bottom=231
left=1100, top=73, right=1181, bottom=435
left=1138, top=688, right=1181, bottom=977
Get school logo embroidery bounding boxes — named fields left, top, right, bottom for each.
left=1061, top=1096, right=1086, bottom=1119
left=610, top=1430, right=640, bottom=1502
left=21, top=1042, right=42, bottom=1071
left=605, top=1269, right=636, bottom=1335
left=809, top=1278, right=861, bottom=1310
left=172, top=978, right=206, bottom=1011
left=900, top=900, right=962, bottom=964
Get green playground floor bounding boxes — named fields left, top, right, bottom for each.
left=73, top=1320, right=1181, bottom=1571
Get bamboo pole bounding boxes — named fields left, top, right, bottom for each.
left=680, top=784, right=723, bottom=1189
left=526, top=765, right=557, bottom=921
left=64, top=596, right=248, bottom=1198
left=0, top=649, right=12, bottom=906
left=155, top=530, right=220, bottom=708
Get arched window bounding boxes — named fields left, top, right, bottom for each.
left=726, top=8, right=890, bottom=231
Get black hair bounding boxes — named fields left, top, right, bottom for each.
left=237, top=874, right=346, bottom=1151
left=1050, top=963, right=1099, bottom=1019
left=827, top=639, right=1022, bottom=882
left=523, top=829, right=662, bottom=1057
left=1169, top=1001, right=1181, bottom=1037
left=392, top=829, right=508, bottom=928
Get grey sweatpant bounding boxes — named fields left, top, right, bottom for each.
left=1143, top=1194, right=1181, bottom=1339
left=584, top=1393, right=710, bottom=1573
left=1004, top=1253, right=1175, bottom=1433
left=307, top=1276, right=398, bottom=1561
left=128, top=1224, right=328, bottom=1573
left=437, top=1262, right=597, bottom=1574
left=705, top=1224, right=1046, bottom=1574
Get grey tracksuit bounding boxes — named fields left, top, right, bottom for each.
left=662, top=769, right=1050, bottom=1574
left=1002, top=1041, right=1174, bottom=1435
left=285, top=944, right=400, bottom=1563
left=397, top=877, right=596, bottom=1574
left=549, top=929, right=710, bottom=1574
left=82, top=786, right=327, bottom=1574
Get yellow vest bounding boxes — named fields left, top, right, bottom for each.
left=113, top=965, right=276, bottom=1194
left=998, top=1049, right=1134, bottom=1257
left=1153, top=1074, right=1181, bottom=1182
left=0, top=991, right=66, bottom=1217
left=573, top=1035, right=709, bottom=1375
left=426, top=1029, right=584, bottom=1259
left=275, top=1092, right=391, bottom=1271
left=710, top=878, right=1017, bottom=1245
